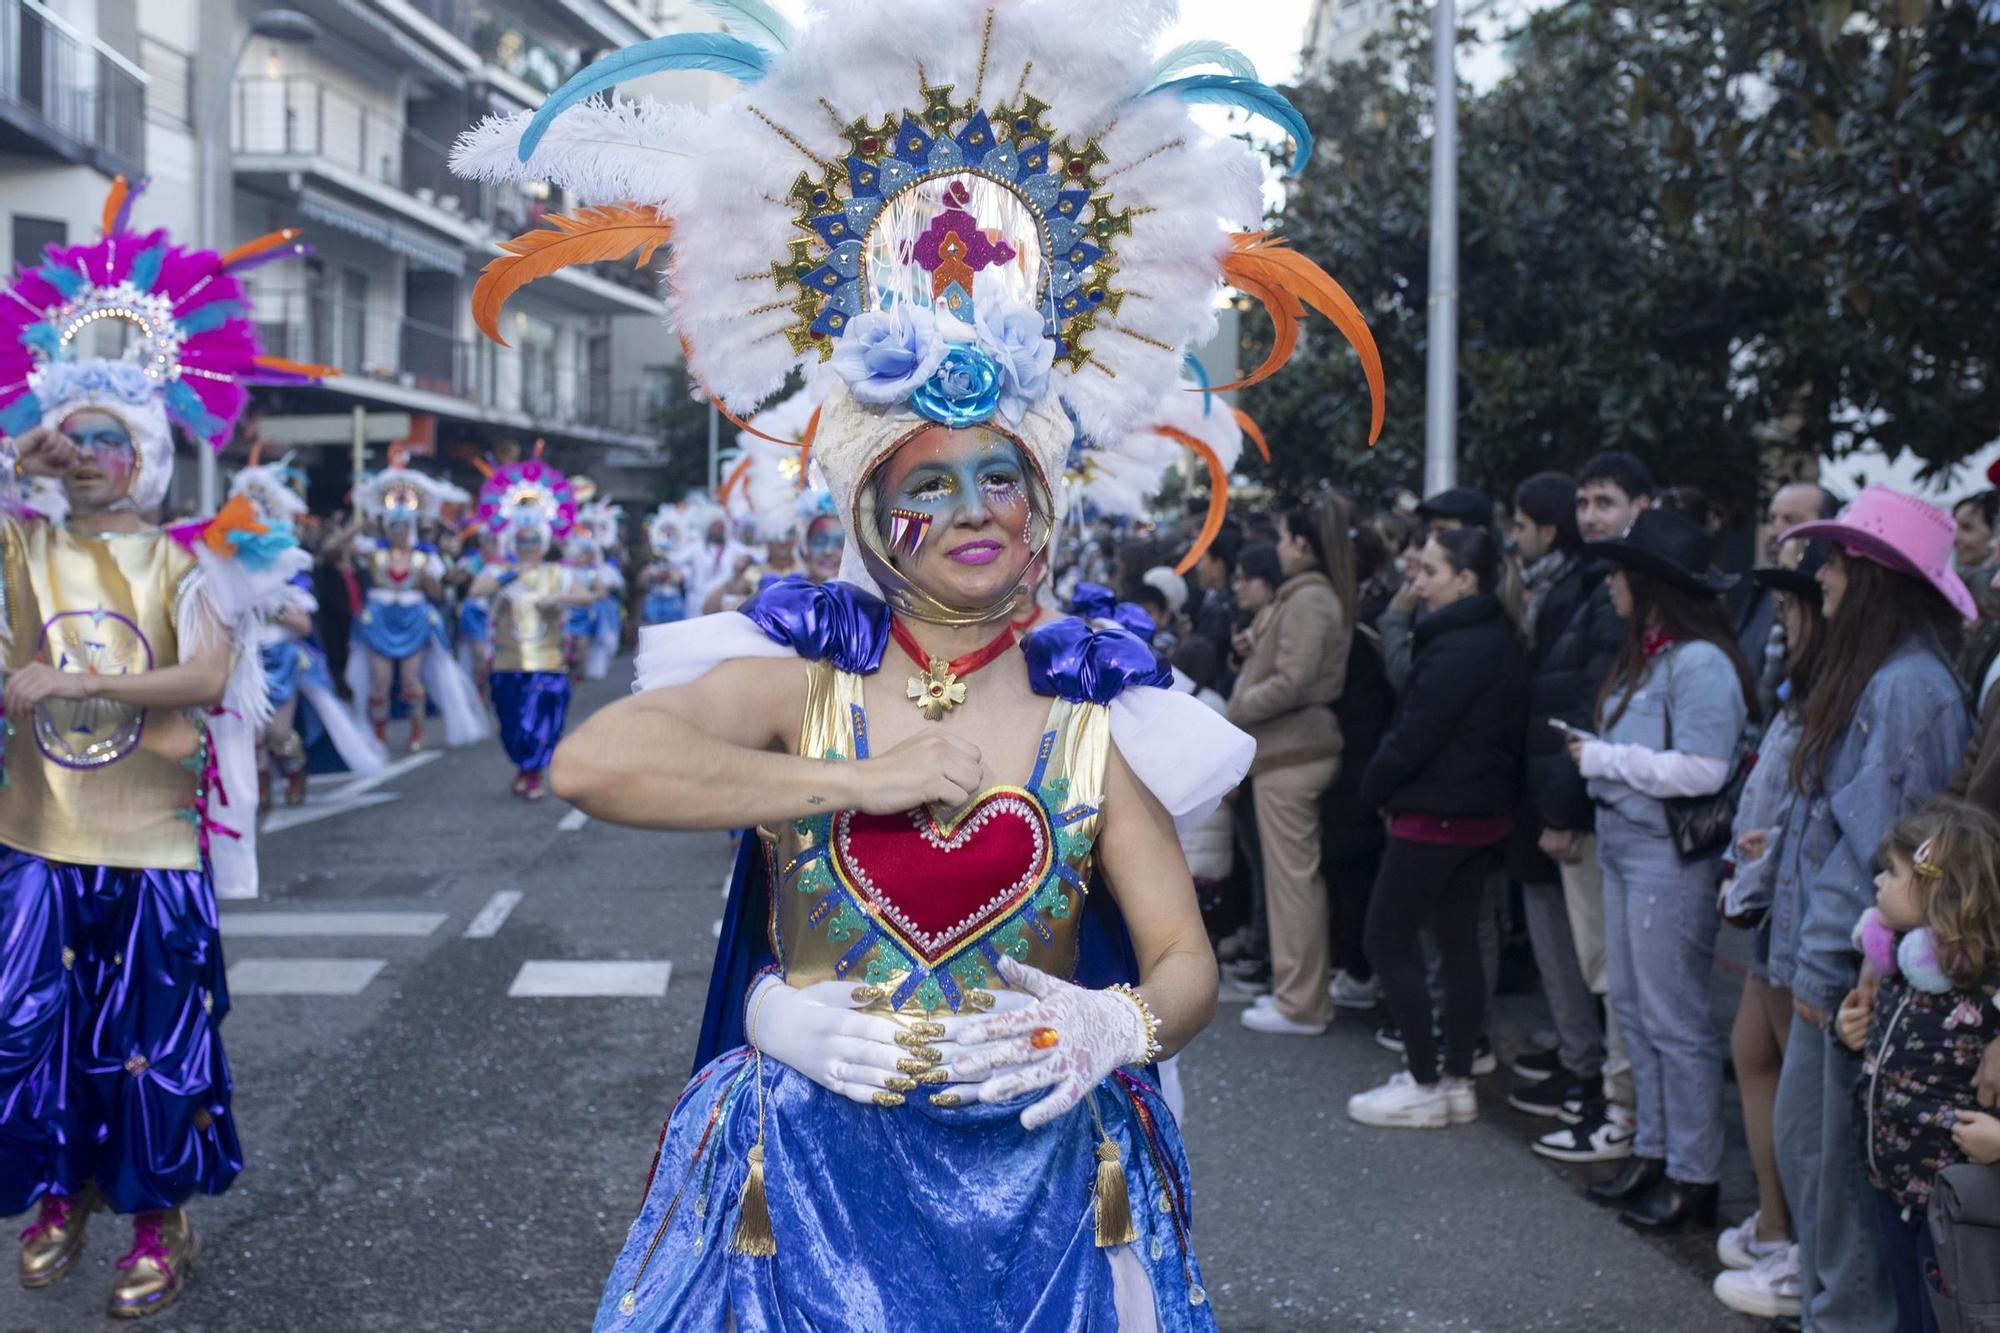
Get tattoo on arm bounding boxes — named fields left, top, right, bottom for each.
left=805, top=795, right=827, bottom=806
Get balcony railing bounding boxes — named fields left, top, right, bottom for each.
left=233, top=75, right=568, bottom=238
left=0, top=0, right=145, bottom=176
left=250, top=288, right=664, bottom=438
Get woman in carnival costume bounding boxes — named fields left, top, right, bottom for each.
left=231, top=448, right=387, bottom=804
left=639, top=504, right=694, bottom=626
left=561, top=494, right=627, bottom=682
left=451, top=521, right=507, bottom=706
left=454, top=0, right=1380, bottom=1323
left=347, top=457, right=487, bottom=752
left=467, top=453, right=596, bottom=799
left=0, top=176, right=328, bottom=1317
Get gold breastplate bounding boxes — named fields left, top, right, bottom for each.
left=764, top=661, right=1110, bottom=1014
left=493, top=564, right=567, bottom=673
left=0, top=520, right=203, bottom=870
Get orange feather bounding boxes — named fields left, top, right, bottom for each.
left=798, top=406, right=823, bottom=489
left=474, top=205, right=674, bottom=346
left=100, top=175, right=129, bottom=237
left=1232, top=407, right=1271, bottom=463
left=220, top=228, right=302, bottom=271
left=253, top=355, right=338, bottom=380
left=1215, top=233, right=1385, bottom=444
left=1154, top=425, right=1230, bottom=576
left=718, top=455, right=753, bottom=506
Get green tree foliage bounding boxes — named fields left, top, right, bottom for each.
left=1243, top=0, right=2000, bottom=511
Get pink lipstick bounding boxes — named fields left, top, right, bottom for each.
left=948, top=539, right=1003, bottom=566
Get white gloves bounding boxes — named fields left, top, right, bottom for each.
left=743, top=976, right=952, bottom=1107
left=944, top=956, right=1155, bottom=1130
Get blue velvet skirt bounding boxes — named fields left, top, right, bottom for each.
left=458, top=599, right=491, bottom=648
left=567, top=601, right=605, bottom=640
left=492, top=671, right=571, bottom=772
left=0, top=850, right=241, bottom=1215
left=357, top=601, right=444, bottom=661
left=595, top=1050, right=1213, bottom=1332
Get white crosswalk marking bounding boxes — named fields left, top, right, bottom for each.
left=507, top=961, right=672, bottom=998
left=262, top=752, right=442, bottom=834
left=462, top=890, right=524, bottom=939
left=227, top=958, right=386, bottom=996
left=220, top=911, right=448, bottom=938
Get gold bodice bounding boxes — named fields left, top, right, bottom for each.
left=0, top=520, right=203, bottom=870
left=492, top=563, right=568, bottom=673
left=763, top=661, right=1110, bottom=1015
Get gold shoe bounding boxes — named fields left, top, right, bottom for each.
left=18, top=1186, right=96, bottom=1288
left=108, top=1209, right=198, bottom=1320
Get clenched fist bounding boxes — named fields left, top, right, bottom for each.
left=850, top=729, right=985, bottom=814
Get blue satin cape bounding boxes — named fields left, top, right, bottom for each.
left=599, top=580, right=1210, bottom=1332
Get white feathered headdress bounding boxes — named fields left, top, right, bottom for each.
left=354, top=457, right=469, bottom=524
left=451, top=0, right=1382, bottom=584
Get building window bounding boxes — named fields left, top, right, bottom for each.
left=12, top=215, right=66, bottom=270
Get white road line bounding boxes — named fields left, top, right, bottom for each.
left=462, top=890, right=524, bottom=939
left=507, top=961, right=672, bottom=998
left=227, top=958, right=386, bottom=996
left=557, top=808, right=589, bottom=832
left=219, top=911, right=448, bottom=939
left=334, top=750, right=441, bottom=799
left=260, top=792, right=399, bottom=834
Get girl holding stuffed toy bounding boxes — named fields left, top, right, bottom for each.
left=1837, top=804, right=2000, bottom=1332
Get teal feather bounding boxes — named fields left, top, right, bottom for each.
left=1150, top=75, right=1313, bottom=176
left=518, top=34, right=769, bottom=161
left=689, top=0, right=796, bottom=53
left=1146, top=40, right=1259, bottom=86
left=1181, top=352, right=1213, bottom=417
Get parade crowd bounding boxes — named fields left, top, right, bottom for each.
left=1064, top=454, right=2000, bottom=1333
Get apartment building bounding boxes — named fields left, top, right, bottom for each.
left=0, top=0, right=712, bottom=512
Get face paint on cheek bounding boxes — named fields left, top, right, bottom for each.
left=887, top=508, right=933, bottom=558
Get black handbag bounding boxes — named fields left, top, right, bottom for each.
left=1928, top=1162, right=2000, bottom=1332
left=1661, top=658, right=1756, bottom=862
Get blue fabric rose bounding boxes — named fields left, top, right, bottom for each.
left=975, top=299, right=1055, bottom=425
left=830, top=307, right=947, bottom=405
left=909, top=343, right=1004, bottom=428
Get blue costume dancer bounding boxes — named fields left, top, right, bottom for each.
left=0, top=176, right=328, bottom=1316
left=453, top=0, right=1381, bottom=1321
left=469, top=453, right=587, bottom=799
left=347, top=459, right=487, bottom=753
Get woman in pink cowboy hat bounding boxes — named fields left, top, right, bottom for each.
left=1761, top=483, right=1976, bottom=1330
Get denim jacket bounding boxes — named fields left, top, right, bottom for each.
left=1767, top=643, right=1971, bottom=1013
left=1587, top=639, right=1748, bottom=835
left=1724, top=708, right=1802, bottom=930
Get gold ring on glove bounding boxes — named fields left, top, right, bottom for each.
left=884, top=1075, right=918, bottom=1092
left=896, top=1058, right=936, bottom=1075
left=929, top=1092, right=963, bottom=1109
left=1030, top=1026, right=1061, bottom=1050
left=873, top=1091, right=906, bottom=1109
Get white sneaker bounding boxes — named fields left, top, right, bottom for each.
left=1239, top=1004, right=1326, bottom=1036
left=1712, top=1245, right=1801, bottom=1319
left=1717, top=1210, right=1789, bottom=1271
left=1532, top=1101, right=1636, bottom=1163
left=1347, top=1071, right=1450, bottom=1128
left=1328, top=970, right=1380, bottom=1010
left=1441, top=1075, right=1478, bottom=1124
left=1251, top=994, right=1277, bottom=1009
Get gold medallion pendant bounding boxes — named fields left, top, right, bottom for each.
left=907, top=657, right=968, bottom=721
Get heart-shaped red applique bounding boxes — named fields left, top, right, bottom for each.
left=830, top=787, right=1053, bottom=966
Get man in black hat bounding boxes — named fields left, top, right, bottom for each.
left=1735, top=482, right=1840, bottom=716
left=1415, top=486, right=1495, bottom=532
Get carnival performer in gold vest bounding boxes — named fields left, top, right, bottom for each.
left=0, top=176, right=328, bottom=1317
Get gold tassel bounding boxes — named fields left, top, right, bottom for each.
left=1093, top=1137, right=1137, bottom=1248
left=730, top=1052, right=777, bottom=1256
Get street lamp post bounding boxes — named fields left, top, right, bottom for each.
left=195, top=7, right=318, bottom=516
left=1424, top=0, right=1459, bottom=496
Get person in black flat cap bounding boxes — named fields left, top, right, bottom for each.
left=1561, top=507, right=1760, bottom=1233
left=1416, top=486, right=1495, bottom=532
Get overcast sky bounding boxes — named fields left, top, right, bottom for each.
left=756, top=2, right=1316, bottom=84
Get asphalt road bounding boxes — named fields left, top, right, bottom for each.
left=0, top=664, right=1756, bottom=1332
